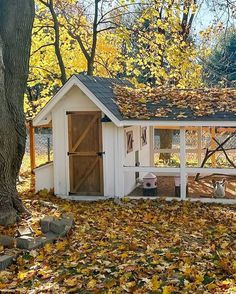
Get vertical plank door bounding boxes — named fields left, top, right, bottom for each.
left=68, top=111, right=103, bottom=195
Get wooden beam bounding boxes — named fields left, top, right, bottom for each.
left=197, top=127, right=202, bottom=166
left=149, top=126, right=154, bottom=166
left=180, top=127, right=187, bottom=200
left=211, top=127, right=216, bottom=167
left=29, top=120, right=36, bottom=173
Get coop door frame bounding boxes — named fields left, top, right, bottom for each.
left=67, top=111, right=104, bottom=196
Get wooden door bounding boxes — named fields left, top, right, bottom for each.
left=67, top=111, right=103, bottom=195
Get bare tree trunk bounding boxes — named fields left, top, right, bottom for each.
left=159, top=129, right=172, bottom=163
left=0, top=0, right=34, bottom=226
left=48, top=0, right=67, bottom=84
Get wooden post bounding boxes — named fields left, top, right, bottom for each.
left=197, top=127, right=202, bottom=166
left=149, top=126, right=154, bottom=166
left=115, top=127, right=125, bottom=197
left=29, top=120, right=36, bottom=173
left=180, top=127, right=187, bottom=200
left=211, top=127, right=216, bottom=167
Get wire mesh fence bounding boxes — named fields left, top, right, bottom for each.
left=20, top=127, right=53, bottom=174
left=154, top=127, right=236, bottom=168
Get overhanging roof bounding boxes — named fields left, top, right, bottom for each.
left=33, top=75, right=236, bottom=127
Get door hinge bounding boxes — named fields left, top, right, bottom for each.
left=96, top=151, right=105, bottom=157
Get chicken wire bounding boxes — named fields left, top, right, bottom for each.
left=21, top=127, right=53, bottom=173
left=154, top=128, right=236, bottom=168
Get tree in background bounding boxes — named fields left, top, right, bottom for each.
left=120, top=0, right=202, bottom=88
left=0, top=0, right=34, bottom=225
left=26, top=0, right=123, bottom=119
left=119, top=0, right=202, bottom=162
left=202, top=29, right=236, bottom=87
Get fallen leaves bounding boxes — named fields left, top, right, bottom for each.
left=0, top=186, right=235, bottom=293
left=114, top=85, right=236, bottom=120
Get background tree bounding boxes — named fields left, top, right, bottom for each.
left=26, top=0, right=122, bottom=119
left=119, top=0, right=202, bottom=162
left=0, top=0, right=34, bottom=225
left=202, top=29, right=236, bottom=87
left=57, top=0, right=131, bottom=76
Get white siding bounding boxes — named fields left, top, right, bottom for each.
left=51, top=85, right=117, bottom=197
left=102, top=122, right=116, bottom=197
left=123, top=126, right=150, bottom=195
left=35, top=163, right=54, bottom=192
left=52, top=85, right=99, bottom=196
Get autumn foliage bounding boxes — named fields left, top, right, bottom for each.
left=1, top=186, right=236, bottom=292
left=114, top=86, right=236, bottom=119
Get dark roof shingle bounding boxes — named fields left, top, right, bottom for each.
left=76, top=75, right=236, bottom=122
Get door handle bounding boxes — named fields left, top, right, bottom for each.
left=96, top=151, right=105, bottom=157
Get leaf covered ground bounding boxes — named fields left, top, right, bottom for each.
left=0, top=182, right=236, bottom=293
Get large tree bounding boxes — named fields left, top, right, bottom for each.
left=0, top=1, right=35, bottom=225
left=203, top=29, right=236, bottom=87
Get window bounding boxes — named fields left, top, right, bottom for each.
left=126, top=131, right=134, bottom=153
left=141, top=127, right=147, bottom=146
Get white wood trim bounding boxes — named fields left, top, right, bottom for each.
left=33, top=76, right=77, bottom=126
left=123, top=166, right=235, bottom=175
left=33, top=75, right=122, bottom=127
left=180, top=127, right=187, bottom=200
left=154, top=148, right=199, bottom=153
left=186, top=167, right=236, bottom=175
left=115, top=127, right=125, bottom=197
left=33, top=161, right=53, bottom=171
left=127, top=196, right=236, bottom=204
left=149, top=126, right=154, bottom=166
left=55, top=195, right=236, bottom=204
left=121, top=120, right=236, bottom=127
left=64, top=110, right=70, bottom=196
left=123, top=166, right=180, bottom=173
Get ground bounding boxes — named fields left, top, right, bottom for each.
left=129, top=176, right=236, bottom=199
left=0, top=177, right=235, bottom=293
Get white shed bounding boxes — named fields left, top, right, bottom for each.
left=33, top=75, right=236, bottom=203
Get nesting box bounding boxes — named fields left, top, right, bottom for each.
left=143, top=173, right=157, bottom=196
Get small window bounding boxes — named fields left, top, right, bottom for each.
left=141, top=127, right=147, bottom=146
left=126, top=131, right=134, bottom=153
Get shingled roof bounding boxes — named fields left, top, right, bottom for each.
left=77, top=75, right=236, bottom=121
left=76, top=75, right=132, bottom=121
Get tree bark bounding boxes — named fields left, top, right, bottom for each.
left=48, top=0, right=67, bottom=84
left=159, top=129, right=172, bottom=163
left=0, top=0, right=34, bottom=226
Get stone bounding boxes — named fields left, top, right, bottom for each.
left=0, top=235, right=14, bottom=248
left=49, top=219, right=67, bottom=234
left=17, top=226, right=33, bottom=236
left=40, top=216, right=54, bottom=233
left=16, top=236, right=43, bottom=250
left=61, top=214, right=75, bottom=228
left=42, top=232, right=58, bottom=244
left=0, top=255, right=13, bottom=270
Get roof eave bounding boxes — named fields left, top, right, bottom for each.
left=120, top=119, right=236, bottom=127
left=33, top=75, right=122, bottom=127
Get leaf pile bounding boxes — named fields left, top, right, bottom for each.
left=1, top=184, right=236, bottom=293
left=114, top=85, right=236, bottom=119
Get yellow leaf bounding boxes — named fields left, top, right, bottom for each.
left=87, top=279, right=96, bottom=289
left=152, top=275, right=161, bottom=290
left=56, top=240, right=67, bottom=251
left=65, top=277, right=78, bottom=287
left=195, top=274, right=204, bottom=283
left=18, top=271, right=28, bottom=280
left=163, top=286, right=173, bottom=294
left=44, top=243, right=53, bottom=254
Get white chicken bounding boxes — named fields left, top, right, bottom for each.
left=212, top=179, right=226, bottom=198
